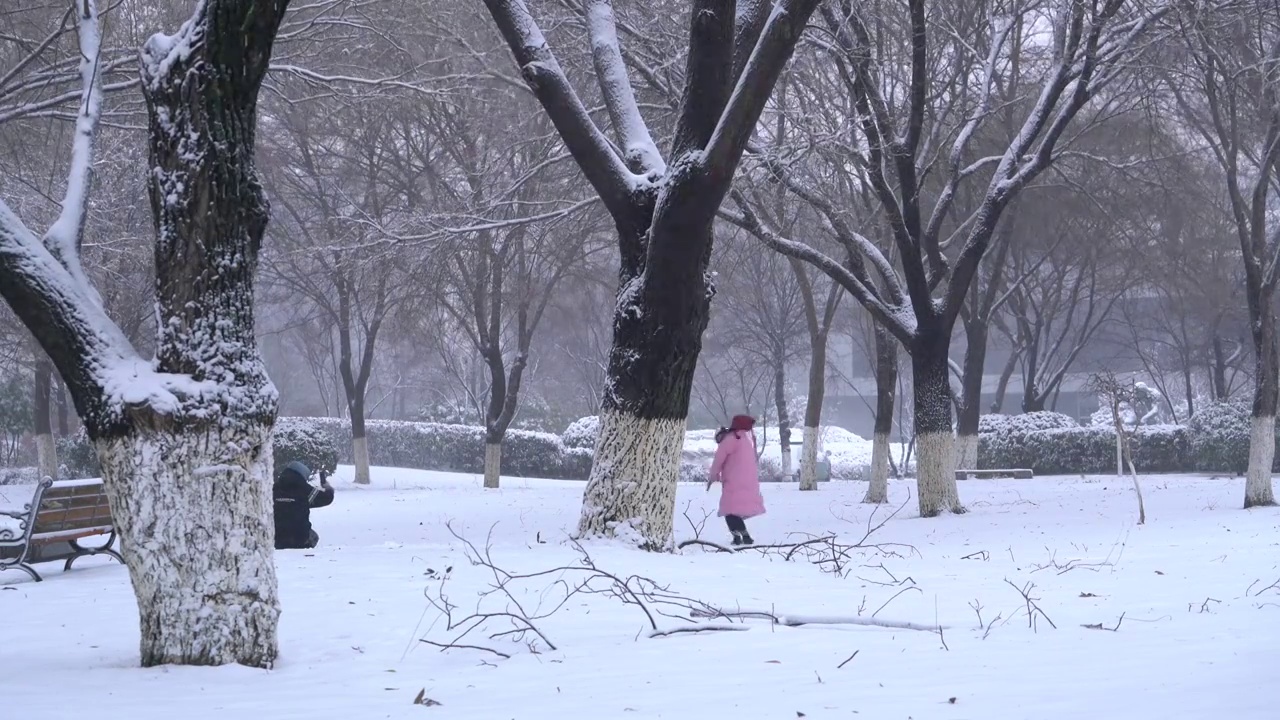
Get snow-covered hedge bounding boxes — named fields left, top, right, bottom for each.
left=561, top=416, right=600, bottom=449
left=0, top=466, right=38, bottom=486
left=272, top=417, right=339, bottom=477
left=977, top=412, right=1078, bottom=435
left=1185, top=401, right=1272, bottom=474
left=282, top=417, right=590, bottom=480
left=979, top=424, right=1189, bottom=475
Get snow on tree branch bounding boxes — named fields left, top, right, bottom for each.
left=586, top=0, right=665, bottom=177
left=481, top=0, right=638, bottom=212
left=721, top=190, right=916, bottom=343
left=43, top=0, right=105, bottom=308
left=921, top=13, right=1015, bottom=257
left=703, top=0, right=820, bottom=185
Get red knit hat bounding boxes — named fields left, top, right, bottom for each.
left=730, top=415, right=755, bottom=431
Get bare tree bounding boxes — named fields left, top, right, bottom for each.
left=1164, top=2, right=1280, bottom=506
left=0, top=0, right=288, bottom=666
left=480, top=0, right=823, bottom=548
left=727, top=0, right=1164, bottom=516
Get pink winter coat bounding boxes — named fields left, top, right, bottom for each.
left=707, top=430, right=766, bottom=518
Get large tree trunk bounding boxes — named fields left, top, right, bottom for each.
left=1246, top=303, right=1277, bottom=508
left=912, top=330, right=963, bottom=517
left=864, top=325, right=896, bottom=504
left=95, top=424, right=278, bottom=667
left=131, top=0, right=286, bottom=666
left=955, top=319, right=988, bottom=472
left=773, top=356, right=792, bottom=477
left=577, top=209, right=713, bottom=550
left=798, top=330, right=829, bottom=491
left=34, top=355, right=57, bottom=481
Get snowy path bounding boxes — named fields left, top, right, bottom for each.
left=1, top=469, right=1277, bottom=719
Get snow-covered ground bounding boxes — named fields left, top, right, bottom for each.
left=1, top=468, right=1277, bottom=719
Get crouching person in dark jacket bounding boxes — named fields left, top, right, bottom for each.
left=273, top=460, right=335, bottom=550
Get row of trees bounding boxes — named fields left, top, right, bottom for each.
left=1, top=0, right=1278, bottom=669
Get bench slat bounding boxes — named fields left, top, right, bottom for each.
left=30, top=525, right=113, bottom=543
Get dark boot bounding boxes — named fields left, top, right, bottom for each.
left=730, top=532, right=744, bottom=546
left=739, top=532, right=754, bottom=546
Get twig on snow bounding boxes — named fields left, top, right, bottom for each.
left=1081, top=612, right=1125, bottom=632
left=837, top=650, right=859, bottom=669
left=1004, top=579, right=1057, bottom=631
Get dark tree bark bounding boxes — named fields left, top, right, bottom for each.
left=482, top=0, right=822, bottom=549
left=864, top=322, right=897, bottom=504
left=0, top=0, right=289, bottom=667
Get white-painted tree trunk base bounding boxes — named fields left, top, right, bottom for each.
left=484, top=442, right=502, bottom=489
left=915, top=430, right=964, bottom=517
left=798, top=426, right=820, bottom=491
left=781, top=447, right=792, bottom=478
left=352, top=435, right=371, bottom=485
left=35, top=432, right=58, bottom=481
left=955, top=433, right=978, bottom=472
left=863, top=432, right=890, bottom=504
left=1244, top=415, right=1277, bottom=508
left=95, top=425, right=280, bottom=668
left=577, top=411, right=686, bottom=550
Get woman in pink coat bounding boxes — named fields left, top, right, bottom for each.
left=706, top=414, right=766, bottom=545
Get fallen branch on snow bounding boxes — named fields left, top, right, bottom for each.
left=676, top=494, right=918, bottom=578
left=693, top=608, right=947, bottom=632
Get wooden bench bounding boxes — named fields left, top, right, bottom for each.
left=0, top=477, right=124, bottom=582
left=955, top=468, right=1034, bottom=480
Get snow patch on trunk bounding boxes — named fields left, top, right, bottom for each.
left=352, top=436, right=371, bottom=485
left=864, top=432, right=890, bottom=504
left=798, top=426, right=820, bottom=491
left=1244, top=415, right=1277, bottom=508
left=35, top=433, right=58, bottom=482
left=95, top=424, right=280, bottom=667
left=484, top=442, right=502, bottom=490
left=916, top=431, right=963, bottom=517
left=955, top=433, right=979, bottom=472
left=577, top=410, right=685, bottom=550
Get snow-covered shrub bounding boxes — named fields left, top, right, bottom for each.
left=562, top=446, right=595, bottom=479
left=978, top=412, right=1078, bottom=435
left=979, top=425, right=1189, bottom=475
left=1187, top=400, right=1255, bottom=474
left=272, top=417, right=340, bottom=477
left=561, top=416, right=600, bottom=449
left=57, top=430, right=99, bottom=479
left=0, top=466, right=38, bottom=485
left=277, top=417, right=591, bottom=480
